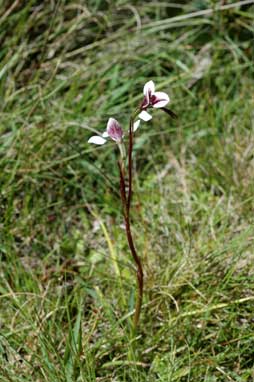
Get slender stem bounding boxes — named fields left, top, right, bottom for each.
left=124, top=211, right=143, bottom=329
left=127, top=116, right=134, bottom=212
left=118, top=161, right=143, bottom=329
left=118, top=109, right=144, bottom=329
left=127, top=109, right=140, bottom=212
left=118, top=159, right=127, bottom=218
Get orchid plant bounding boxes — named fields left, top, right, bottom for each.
left=88, top=80, right=176, bottom=329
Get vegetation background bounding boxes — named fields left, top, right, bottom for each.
left=0, top=0, right=254, bottom=381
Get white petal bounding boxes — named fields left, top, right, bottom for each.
left=133, top=120, right=140, bottom=132
left=143, top=80, right=155, bottom=96
left=139, top=110, right=152, bottom=122
left=152, top=91, right=170, bottom=108
left=102, top=131, right=109, bottom=138
left=88, top=136, right=107, bottom=145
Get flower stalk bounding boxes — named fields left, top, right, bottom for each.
left=118, top=111, right=144, bottom=330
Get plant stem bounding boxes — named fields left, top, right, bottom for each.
left=118, top=110, right=144, bottom=329
left=127, top=115, right=134, bottom=212
left=127, top=109, right=139, bottom=212
left=124, top=210, right=143, bottom=329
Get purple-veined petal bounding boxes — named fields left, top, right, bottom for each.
left=143, top=80, right=155, bottom=96
left=141, top=94, right=150, bottom=109
left=88, top=135, right=107, bottom=145
left=133, top=119, right=140, bottom=132
left=152, top=91, right=170, bottom=108
left=106, top=118, right=123, bottom=142
left=139, top=110, right=152, bottom=122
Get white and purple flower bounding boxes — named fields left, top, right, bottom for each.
left=139, top=80, right=170, bottom=122
left=88, top=118, right=124, bottom=145
left=88, top=118, right=141, bottom=145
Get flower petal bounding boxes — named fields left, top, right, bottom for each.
left=152, top=91, right=170, bottom=108
left=106, top=118, right=123, bottom=142
left=133, top=119, right=140, bottom=132
left=141, top=94, right=150, bottom=109
left=88, top=135, right=107, bottom=145
left=102, top=131, right=109, bottom=138
left=139, top=110, right=152, bottom=122
left=143, top=80, right=155, bottom=96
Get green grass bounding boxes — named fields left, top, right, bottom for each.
left=1, top=0, right=254, bottom=381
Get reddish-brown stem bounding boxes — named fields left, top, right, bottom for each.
left=118, top=161, right=143, bottom=329
left=127, top=109, right=140, bottom=211
left=118, top=160, right=127, bottom=218
left=124, top=210, right=143, bottom=328
left=127, top=116, right=134, bottom=212
left=118, top=115, right=144, bottom=329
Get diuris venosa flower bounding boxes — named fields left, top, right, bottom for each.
left=139, top=80, right=170, bottom=122
left=88, top=118, right=124, bottom=145
left=88, top=118, right=140, bottom=145
left=88, top=80, right=171, bottom=145
left=87, top=79, right=176, bottom=330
